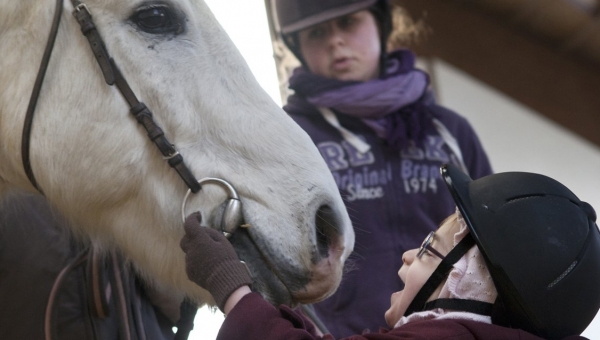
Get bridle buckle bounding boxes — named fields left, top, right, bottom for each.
left=163, top=150, right=180, bottom=160
left=74, top=3, right=90, bottom=16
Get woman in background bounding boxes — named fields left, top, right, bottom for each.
left=272, top=0, right=493, bottom=336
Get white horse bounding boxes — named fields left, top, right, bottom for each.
left=0, top=0, right=354, bottom=307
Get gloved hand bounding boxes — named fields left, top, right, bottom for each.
left=180, top=212, right=253, bottom=312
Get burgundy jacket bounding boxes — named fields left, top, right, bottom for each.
left=217, top=293, right=588, bottom=340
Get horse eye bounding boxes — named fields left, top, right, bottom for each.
left=132, top=6, right=182, bottom=34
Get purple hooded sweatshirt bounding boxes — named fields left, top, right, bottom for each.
left=284, top=50, right=493, bottom=338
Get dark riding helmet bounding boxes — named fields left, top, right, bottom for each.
left=273, top=0, right=392, bottom=72
left=439, top=164, right=600, bottom=339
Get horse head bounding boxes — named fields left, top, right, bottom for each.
left=0, top=0, right=354, bottom=307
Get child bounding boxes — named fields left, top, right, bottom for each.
left=272, top=0, right=493, bottom=336
left=180, top=164, right=600, bottom=340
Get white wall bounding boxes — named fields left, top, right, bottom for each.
left=204, top=0, right=281, bottom=107
left=427, top=59, right=600, bottom=338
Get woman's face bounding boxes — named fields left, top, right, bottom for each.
left=384, top=215, right=459, bottom=327
left=298, top=10, right=381, bottom=82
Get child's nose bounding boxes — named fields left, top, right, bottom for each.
left=402, top=249, right=417, bottom=265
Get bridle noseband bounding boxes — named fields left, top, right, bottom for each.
left=23, top=0, right=202, bottom=195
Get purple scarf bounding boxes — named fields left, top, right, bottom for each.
left=285, top=50, right=434, bottom=149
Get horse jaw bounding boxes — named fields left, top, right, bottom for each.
left=0, top=0, right=355, bottom=307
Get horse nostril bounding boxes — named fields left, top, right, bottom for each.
left=315, top=205, right=340, bottom=259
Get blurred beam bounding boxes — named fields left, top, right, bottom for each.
left=457, top=0, right=600, bottom=66
left=398, top=0, right=600, bottom=147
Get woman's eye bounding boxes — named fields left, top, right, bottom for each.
left=308, top=27, right=325, bottom=39
left=132, top=7, right=182, bottom=34
left=339, top=14, right=359, bottom=29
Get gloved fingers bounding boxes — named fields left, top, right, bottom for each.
left=181, top=212, right=203, bottom=253
left=181, top=212, right=232, bottom=253
left=183, top=212, right=227, bottom=242
left=184, top=212, right=203, bottom=233
left=204, top=227, right=230, bottom=243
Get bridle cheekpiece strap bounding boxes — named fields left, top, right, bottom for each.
left=72, top=1, right=115, bottom=85
left=22, top=0, right=201, bottom=194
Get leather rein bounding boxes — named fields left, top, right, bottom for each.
left=22, top=0, right=201, bottom=196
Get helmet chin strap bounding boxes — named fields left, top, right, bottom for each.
left=404, top=233, right=487, bottom=316
left=422, top=298, right=494, bottom=317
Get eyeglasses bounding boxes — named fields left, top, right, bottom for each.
left=417, top=231, right=445, bottom=260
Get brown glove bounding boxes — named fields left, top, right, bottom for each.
left=180, top=212, right=253, bottom=312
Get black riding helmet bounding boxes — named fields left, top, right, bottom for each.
left=417, top=164, right=600, bottom=339
left=273, top=0, right=392, bottom=74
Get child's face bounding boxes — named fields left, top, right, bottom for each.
left=384, top=214, right=459, bottom=327
left=298, top=10, right=381, bottom=82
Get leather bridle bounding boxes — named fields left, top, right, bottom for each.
left=22, top=0, right=201, bottom=195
